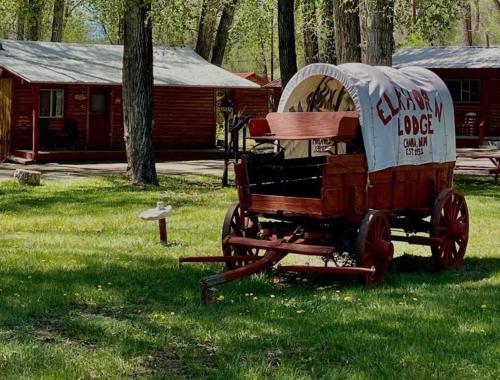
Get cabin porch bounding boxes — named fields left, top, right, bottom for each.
left=10, top=148, right=224, bottom=163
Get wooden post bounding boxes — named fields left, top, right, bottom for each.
left=31, top=84, right=40, bottom=160
left=159, top=218, right=167, bottom=245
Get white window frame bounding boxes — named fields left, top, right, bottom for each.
left=40, top=89, right=64, bottom=118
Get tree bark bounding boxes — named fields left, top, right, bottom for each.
left=118, top=16, right=125, bottom=45
left=359, top=0, right=394, bottom=66
left=333, top=0, right=361, bottom=64
left=493, top=0, right=500, bottom=11
left=196, top=0, right=219, bottom=60
left=211, top=0, right=238, bottom=66
left=319, top=0, right=335, bottom=64
left=278, top=0, right=298, bottom=88
left=302, top=0, right=319, bottom=65
left=51, top=0, right=65, bottom=42
left=122, top=0, right=158, bottom=186
left=27, top=0, right=43, bottom=41
left=462, top=1, right=473, bottom=46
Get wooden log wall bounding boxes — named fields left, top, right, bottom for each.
left=235, top=89, right=271, bottom=119
left=152, top=87, right=216, bottom=149
left=10, top=76, right=33, bottom=149
left=8, top=77, right=218, bottom=152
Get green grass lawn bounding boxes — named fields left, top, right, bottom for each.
left=0, top=174, right=498, bottom=379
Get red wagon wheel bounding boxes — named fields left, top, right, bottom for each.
left=221, top=202, right=260, bottom=269
left=431, top=188, right=469, bottom=269
left=356, top=210, right=394, bottom=284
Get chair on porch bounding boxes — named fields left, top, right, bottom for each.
left=39, top=119, right=56, bottom=150
left=456, top=112, right=486, bottom=148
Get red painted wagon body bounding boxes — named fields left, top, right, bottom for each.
left=180, top=64, right=469, bottom=301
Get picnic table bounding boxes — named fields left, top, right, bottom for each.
left=456, top=148, right=500, bottom=183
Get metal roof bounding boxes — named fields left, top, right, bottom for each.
left=393, top=46, right=500, bottom=69
left=0, top=40, right=259, bottom=88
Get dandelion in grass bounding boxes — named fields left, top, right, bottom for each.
left=343, top=296, right=353, bottom=302
left=216, top=295, right=225, bottom=302
left=481, top=304, right=488, bottom=309
left=270, top=294, right=275, bottom=298
left=296, top=310, right=305, bottom=314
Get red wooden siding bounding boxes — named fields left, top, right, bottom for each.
left=235, top=89, right=270, bottom=119
left=152, top=87, right=216, bottom=149
left=111, top=86, right=124, bottom=150
left=432, top=68, right=500, bottom=146
left=488, top=79, right=500, bottom=137
left=11, top=76, right=32, bottom=149
left=6, top=77, right=218, bottom=154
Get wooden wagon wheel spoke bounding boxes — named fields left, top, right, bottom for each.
left=431, top=188, right=469, bottom=270
left=356, top=210, right=394, bottom=285
left=221, top=201, right=261, bottom=270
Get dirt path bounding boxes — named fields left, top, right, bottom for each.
left=0, top=160, right=224, bottom=182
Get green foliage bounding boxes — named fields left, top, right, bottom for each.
left=224, top=0, right=276, bottom=76
left=2, top=0, right=500, bottom=75
left=0, top=174, right=498, bottom=378
left=153, top=0, right=201, bottom=46
left=0, top=0, right=17, bottom=38
left=395, top=0, right=463, bottom=46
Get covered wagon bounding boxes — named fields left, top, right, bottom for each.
left=180, top=63, right=469, bottom=302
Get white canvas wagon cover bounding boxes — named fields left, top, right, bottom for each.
left=278, top=63, right=456, bottom=172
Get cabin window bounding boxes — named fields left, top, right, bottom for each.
left=444, top=79, right=481, bottom=103
left=40, top=89, right=64, bottom=118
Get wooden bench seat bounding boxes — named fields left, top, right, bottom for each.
left=248, top=111, right=359, bottom=141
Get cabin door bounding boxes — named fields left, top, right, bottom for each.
left=88, top=88, right=111, bottom=150
left=0, top=78, right=12, bottom=160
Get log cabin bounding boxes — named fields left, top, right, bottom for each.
left=0, top=40, right=258, bottom=162
left=233, top=72, right=276, bottom=119
left=393, top=46, right=500, bottom=148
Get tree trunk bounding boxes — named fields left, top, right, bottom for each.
left=473, top=0, right=480, bottom=32
left=27, top=0, right=43, bottom=41
left=359, top=0, right=394, bottom=66
left=462, top=1, right=473, bottom=46
left=493, top=0, right=500, bottom=11
left=333, top=0, right=361, bottom=64
left=16, top=0, right=28, bottom=40
left=196, top=0, right=219, bottom=60
left=122, top=0, right=158, bottom=186
left=211, top=0, right=238, bottom=66
left=278, top=0, right=298, bottom=88
left=319, top=0, right=335, bottom=64
left=51, top=0, right=65, bottom=42
left=118, top=16, right=125, bottom=45
left=302, top=0, right=319, bottom=65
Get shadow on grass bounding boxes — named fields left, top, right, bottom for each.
left=0, top=244, right=498, bottom=378
left=454, top=174, right=499, bottom=197
left=0, top=174, right=226, bottom=214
